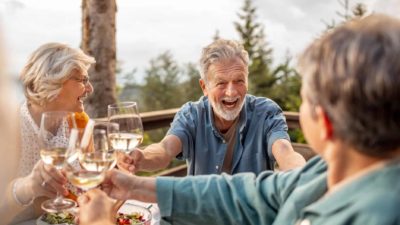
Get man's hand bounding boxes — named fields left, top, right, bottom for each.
left=101, top=169, right=158, bottom=203
left=101, top=169, right=136, bottom=200
left=116, top=135, right=182, bottom=173
left=116, top=149, right=144, bottom=173
left=78, top=189, right=115, bottom=225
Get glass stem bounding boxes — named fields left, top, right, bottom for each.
left=54, top=192, right=63, bottom=203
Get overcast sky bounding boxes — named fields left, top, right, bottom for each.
left=1, top=0, right=399, bottom=84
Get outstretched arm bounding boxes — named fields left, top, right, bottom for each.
left=272, top=139, right=306, bottom=171
left=117, top=135, right=182, bottom=173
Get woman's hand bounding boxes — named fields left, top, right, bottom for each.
left=15, top=160, right=68, bottom=204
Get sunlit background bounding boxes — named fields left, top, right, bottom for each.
left=2, top=0, right=398, bottom=78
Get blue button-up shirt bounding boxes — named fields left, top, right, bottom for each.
left=167, top=94, right=290, bottom=175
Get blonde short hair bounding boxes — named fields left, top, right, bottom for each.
left=20, top=43, right=95, bottom=105
left=199, top=39, right=249, bottom=82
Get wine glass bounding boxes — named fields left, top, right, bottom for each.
left=65, top=122, right=116, bottom=192
left=107, top=102, right=144, bottom=153
left=64, top=148, right=109, bottom=192
left=38, top=111, right=77, bottom=213
left=80, top=122, right=117, bottom=171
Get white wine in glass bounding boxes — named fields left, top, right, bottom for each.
left=65, top=150, right=108, bottom=191
left=107, top=102, right=144, bottom=153
left=40, top=147, right=68, bottom=170
left=38, top=111, right=77, bottom=213
left=65, top=124, right=114, bottom=192
left=66, top=169, right=106, bottom=191
left=82, top=123, right=118, bottom=170
left=80, top=151, right=116, bottom=172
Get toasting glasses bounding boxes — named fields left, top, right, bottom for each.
left=64, top=121, right=116, bottom=192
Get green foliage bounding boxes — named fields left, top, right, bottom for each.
left=141, top=132, right=152, bottom=146
left=234, top=0, right=273, bottom=96
left=234, top=0, right=301, bottom=112
left=181, top=63, right=203, bottom=102
left=267, top=55, right=302, bottom=112
left=288, top=128, right=306, bottom=144
left=119, top=70, right=142, bottom=105
left=139, top=52, right=192, bottom=141
left=136, top=158, right=186, bottom=177
left=140, top=51, right=186, bottom=112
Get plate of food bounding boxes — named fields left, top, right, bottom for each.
left=36, top=212, right=76, bottom=225
left=117, top=203, right=152, bottom=225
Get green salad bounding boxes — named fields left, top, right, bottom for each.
left=41, top=212, right=75, bottom=225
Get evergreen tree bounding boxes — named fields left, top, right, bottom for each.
left=352, top=3, right=368, bottom=18
left=270, top=54, right=301, bottom=111
left=118, top=68, right=142, bottom=103
left=234, top=0, right=274, bottom=96
left=234, top=0, right=301, bottom=111
left=324, top=0, right=369, bottom=30
left=181, top=63, right=203, bottom=102
left=141, top=51, right=184, bottom=112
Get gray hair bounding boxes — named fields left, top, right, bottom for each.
left=20, top=42, right=95, bottom=105
left=298, top=14, right=400, bottom=156
left=199, top=39, right=249, bottom=82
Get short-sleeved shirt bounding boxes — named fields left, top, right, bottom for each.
left=167, top=94, right=290, bottom=175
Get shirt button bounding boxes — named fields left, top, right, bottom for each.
left=222, top=140, right=226, bottom=143
left=216, top=165, right=219, bottom=170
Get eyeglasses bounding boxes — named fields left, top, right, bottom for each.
left=71, top=76, right=90, bottom=86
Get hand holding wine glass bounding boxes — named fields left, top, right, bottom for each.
left=38, top=111, right=77, bottom=213
left=107, top=102, right=144, bottom=153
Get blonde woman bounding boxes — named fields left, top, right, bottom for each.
left=9, top=43, right=95, bottom=223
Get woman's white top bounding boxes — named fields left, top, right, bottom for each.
left=18, top=101, right=41, bottom=177
left=13, top=102, right=70, bottom=224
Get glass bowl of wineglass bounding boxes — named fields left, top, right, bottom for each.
left=107, top=102, right=144, bottom=154
left=64, top=148, right=111, bottom=192
left=82, top=122, right=118, bottom=170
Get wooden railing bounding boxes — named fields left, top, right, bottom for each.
left=99, top=108, right=316, bottom=176
left=139, top=108, right=303, bottom=131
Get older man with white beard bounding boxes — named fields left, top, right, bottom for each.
left=119, top=39, right=306, bottom=175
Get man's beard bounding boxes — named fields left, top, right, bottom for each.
left=210, top=96, right=245, bottom=121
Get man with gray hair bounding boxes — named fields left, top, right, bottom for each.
left=80, top=14, right=400, bottom=225
left=120, top=39, right=305, bottom=175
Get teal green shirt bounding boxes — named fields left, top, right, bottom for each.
left=156, top=156, right=400, bottom=225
